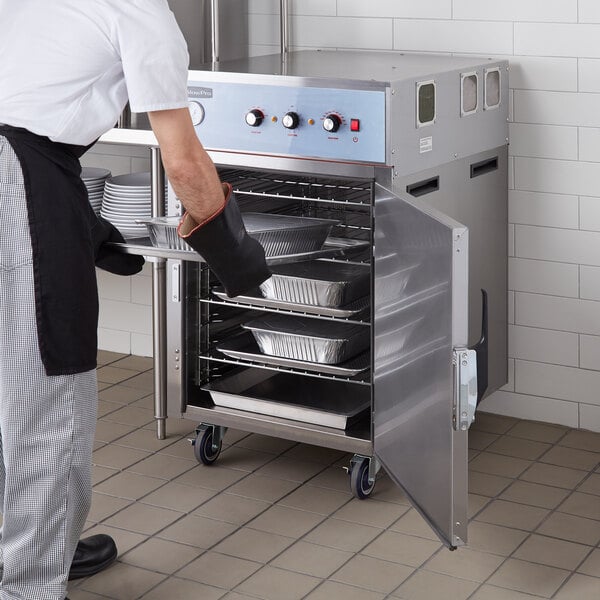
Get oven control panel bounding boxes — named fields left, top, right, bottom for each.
left=187, top=81, right=387, bottom=164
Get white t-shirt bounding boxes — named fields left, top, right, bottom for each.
left=0, top=0, right=190, bottom=145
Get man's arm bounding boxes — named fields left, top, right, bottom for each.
left=147, top=107, right=271, bottom=297
left=148, top=108, right=224, bottom=224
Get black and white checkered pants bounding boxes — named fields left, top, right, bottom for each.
left=0, top=136, right=97, bottom=600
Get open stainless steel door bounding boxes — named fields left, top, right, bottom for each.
left=373, top=183, right=471, bottom=548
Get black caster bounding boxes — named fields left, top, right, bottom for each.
left=349, top=455, right=376, bottom=499
left=192, top=424, right=225, bottom=465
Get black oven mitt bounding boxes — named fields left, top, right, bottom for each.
left=177, top=183, right=271, bottom=297
left=91, top=212, right=145, bottom=276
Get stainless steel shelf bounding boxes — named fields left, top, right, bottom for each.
left=184, top=401, right=372, bottom=454
left=207, top=290, right=370, bottom=322
left=200, top=353, right=371, bottom=385
left=216, top=332, right=370, bottom=376
left=109, top=236, right=369, bottom=265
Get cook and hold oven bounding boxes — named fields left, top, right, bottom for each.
left=121, top=50, right=508, bottom=548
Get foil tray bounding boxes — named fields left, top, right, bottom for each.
left=140, top=216, right=190, bottom=251
left=205, top=369, right=370, bottom=430
left=140, top=212, right=339, bottom=257
left=243, top=213, right=339, bottom=257
left=259, top=260, right=370, bottom=308
left=243, top=314, right=370, bottom=364
left=211, top=288, right=369, bottom=318
left=216, top=332, right=370, bottom=376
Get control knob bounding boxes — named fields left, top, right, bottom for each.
left=323, top=114, right=342, bottom=133
left=282, top=111, right=300, bottom=129
left=245, top=109, right=264, bottom=127
left=188, top=101, right=205, bottom=126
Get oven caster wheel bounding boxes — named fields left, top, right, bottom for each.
left=349, top=455, right=376, bottom=500
left=193, top=424, right=224, bottom=466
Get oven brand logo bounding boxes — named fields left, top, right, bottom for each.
left=188, top=87, right=213, bottom=99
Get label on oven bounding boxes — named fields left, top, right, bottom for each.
left=420, top=136, right=433, bottom=153
left=188, top=86, right=213, bottom=99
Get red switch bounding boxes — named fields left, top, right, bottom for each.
left=350, top=118, right=360, bottom=132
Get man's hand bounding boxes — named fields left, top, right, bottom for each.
left=148, top=108, right=224, bottom=224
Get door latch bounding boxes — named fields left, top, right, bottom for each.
left=453, top=348, right=477, bottom=431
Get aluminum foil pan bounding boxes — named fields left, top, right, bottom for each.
left=259, top=260, right=369, bottom=308
left=242, top=314, right=369, bottom=364
left=243, top=213, right=339, bottom=257
left=142, top=212, right=339, bottom=258
left=141, top=216, right=190, bottom=251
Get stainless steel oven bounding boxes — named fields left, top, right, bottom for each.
left=119, top=49, right=508, bottom=548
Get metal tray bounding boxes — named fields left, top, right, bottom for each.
left=107, top=236, right=369, bottom=265
left=259, top=260, right=370, bottom=308
left=242, top=314, right=370, bottom=364
left=140, top=216, right=190, bottom=251
left=140, top=213, right=339, bottom=257
left=243, top=213, right=339, bottom=257
left=205, top=369, right=370, bottom=429
left=211, top=287, right=369, bottom=318
left=216, top=332, right=370, bottom=376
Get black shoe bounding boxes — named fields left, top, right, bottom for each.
left=68, top=534, right=118, bottom=580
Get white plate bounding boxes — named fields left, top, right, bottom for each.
left=106, top=172, right=152, bottom=187
left=103, top=189, right=166, bottom=198
left=103, top=188, right=152, bottom=197
left=102, top=195, right=152, bottom=204
left=82, top=167, right=111, bottom=180
left=100, top=210, right=148, bottom=220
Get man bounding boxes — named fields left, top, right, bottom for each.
left=0, top=1, right=269, bottom=599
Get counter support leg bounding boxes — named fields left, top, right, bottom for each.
left=151, top=147, right=168, bottom=440
left=152, top=259, right=167, bottom=440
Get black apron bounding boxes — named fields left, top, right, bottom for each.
left=0, top=125, right=142, bottom=376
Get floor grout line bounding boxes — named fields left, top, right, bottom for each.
left=69, top=360, right=600, bottom=600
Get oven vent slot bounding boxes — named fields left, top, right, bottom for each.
left=484, top=67, right=501, bottom=109
left=406, top=176, right=439, bottom=197
left=470, top=157, right=498, bottom=179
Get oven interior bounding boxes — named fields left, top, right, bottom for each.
left=182, top=166, right=375, bottom=436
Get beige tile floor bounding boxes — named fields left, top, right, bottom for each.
left=67, top=351, right=600, bottom=600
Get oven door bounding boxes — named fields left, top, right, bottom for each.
left=373, top=183, right=471, bottom=548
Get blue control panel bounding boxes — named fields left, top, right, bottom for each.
left=187, top=81, right=387, bottom=164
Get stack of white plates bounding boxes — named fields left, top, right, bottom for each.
left=100, top=172, right=167, bottom=238
left=82, top=167, right=111, bottom=215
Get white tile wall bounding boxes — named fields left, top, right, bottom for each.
left=509, top=325, right=578, bottom=367
left=580, top=404, right=600, bottom=431
left=508, top=123, right=577, bottom=161
left=578, top=0, right=600, bottom=23
left=454, top=0, right=577, bottom=23
left=509, top=191, right=578, bottom=229
left=479, top=390, right=579, bottom=428
left=580, top=197, right=600, bottom=231
left=580, top=334, right=600, bottom=370
left=578, top=59, right=600, bottom=92
left=579, top=128, right=600, bottom=163
left=580, top=266, right=600, bottom=301
left=516, top=359, right=600, bottom=406
left=509, top=57, right=577, bottom=92
left=341, top=0, right=452, bottom=19
left=509, top=257, right=578, bottom=297
left=515, top=23, right=600, bottom=57
left=89, top=4, right=600, bottom=430
left=392, top=20, right=513, bottom=54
